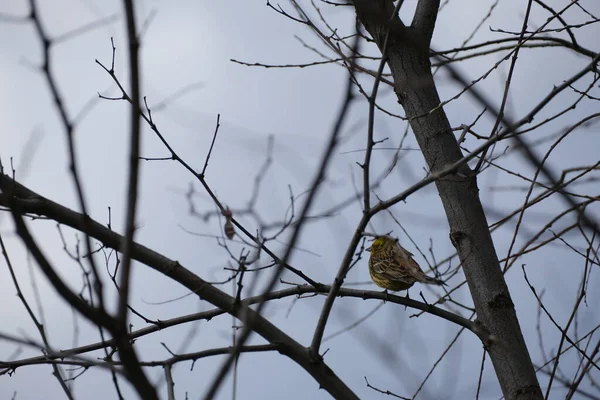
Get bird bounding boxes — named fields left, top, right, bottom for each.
left=366, top=235, right=445, bottom=292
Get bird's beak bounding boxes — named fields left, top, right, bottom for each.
left=365, top=246, right=372, bottom=252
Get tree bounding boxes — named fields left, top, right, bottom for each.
left=1, top=1, right=599, bottom=399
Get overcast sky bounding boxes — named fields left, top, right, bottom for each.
left=1, top=1, right=599, bottom=399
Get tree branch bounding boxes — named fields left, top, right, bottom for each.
left=353, top=1, right=543, bottom=398
left=411, top=0, right=440, bottom=45
left=0, top=174, right=358, bottom=400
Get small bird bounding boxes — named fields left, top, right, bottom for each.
left=366, top=235, right=445, bottom=291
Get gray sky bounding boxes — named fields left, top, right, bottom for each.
left=1, top=0, right=599, bottom=399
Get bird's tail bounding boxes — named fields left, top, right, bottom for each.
left=423, top=275, right=447, bottom=286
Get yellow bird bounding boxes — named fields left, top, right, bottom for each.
left=366, top=235, right=445, bottom=291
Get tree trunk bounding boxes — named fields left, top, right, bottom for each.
left=354, top=1, right=543, bottom=399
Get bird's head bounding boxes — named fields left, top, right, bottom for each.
left=366, top=235, right=396, bottom=252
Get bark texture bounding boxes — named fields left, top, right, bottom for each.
left=354, top=1, right=543, bottom=399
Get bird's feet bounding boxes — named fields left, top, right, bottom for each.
left=381, top=289, right=389, bottom=303
left=419, top=291, right=431, bottom=306
left=403, top=290, right=410, bottom=309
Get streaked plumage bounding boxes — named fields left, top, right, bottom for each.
left=367, top=235, right=445, bottom=291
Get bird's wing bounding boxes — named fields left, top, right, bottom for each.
left=371, top=251, right=416, bottom=282
left=370, top=253, right=395, bottom=274
left=393, top=247, right=424, bottom=273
